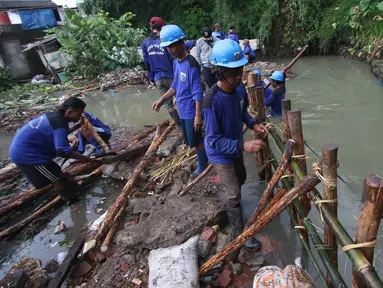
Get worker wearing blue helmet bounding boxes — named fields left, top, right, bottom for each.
left=152, top=25, right=208, bottom=179
left=265, top=70, right=286, bottom=117
left=204, top=39, right=268, bottom=251
left=252, top=70, right=274, bottom=111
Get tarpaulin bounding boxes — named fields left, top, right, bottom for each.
left=19, top=9, right=57, bottom=30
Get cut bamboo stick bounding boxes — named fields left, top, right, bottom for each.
left=267, top=123, right=383, bottom=288
left=322, top=144, right=339, bottom=288
left=178, top=164, right=212, bottom=196
left=101, top=205, right=124, bottom=252
left=199, top=169, right=320, bottom=274
left=131, top=120, right=169, bottom=143
left=82, top=113, right=110, bottom=153
left=90, top=122, right=176, bottom=249
left=352, top=175, right=383, bottom=288
left=244, top=139, right=295, bottom=229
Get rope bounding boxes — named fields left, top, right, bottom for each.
left=292, top=154, right=311, bottom=160
left=281, top=174, right=294, bottom=179
left=312, top=198, right=338, bottom=222
left=312, top=162, right=337, bottom=189
left=294, top=226, right=306, bottom=230
left=257, top=158, right=275, bottom=174
left=265, top=122, right=283, bottom=133
left=343, top=239, right=377, bottom=252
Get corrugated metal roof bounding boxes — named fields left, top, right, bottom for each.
left=0, top=0, right=58, bottom=9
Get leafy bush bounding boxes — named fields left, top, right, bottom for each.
left=48, top=10, right=145, bottom=78
left=0, top=67, right=15, bottom=92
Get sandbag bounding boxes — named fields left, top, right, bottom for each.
left=148, top=235, right=200, bottom=288
left=253, top=265, right=316, bottom=288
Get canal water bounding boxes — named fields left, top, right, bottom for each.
left=1, top=56, right=382, bottom=286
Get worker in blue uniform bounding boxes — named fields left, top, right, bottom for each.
left=213, top=23, right=225, bottom=40
left=242, top=39, right=256, bottom=61
left=204, top=39, right=268, bottom=250
left=152, top=25, right=208, bottom=179
left=9, top=97, right=103, bottom=204
left=265, top=71, right=286, bottom=117
left=226, top=26, right=239, bottom=43
left=142, top=17, right=182, bottom=129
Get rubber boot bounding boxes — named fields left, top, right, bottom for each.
left=87, top=137, right=104, bottom=157
left=190, top=149, right=208, bottom=179
left=168, top=109, right=182, bottom=130
left=225, top=206, right=244, bottom=261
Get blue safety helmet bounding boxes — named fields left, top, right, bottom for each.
left=210, top=39, right=248, bottom=68
left=270, top=70, right=284, bottom=82
left=252, top=69, right=262, bottom=77
left=184, top=40, right=194, bottom=51
left=160, top=24, right=186, bottom=47
left=212, top=31, right=220, bottom=38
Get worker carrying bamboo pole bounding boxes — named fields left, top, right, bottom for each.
left=152, top=24, right=208, bottom=179
left=9, top=97, right=106, bottom=205
left=203, top=39, right=268, bottom=251
left=59, top=95, right=112, bottom=157
left=142, top=17, right=182, bottom=130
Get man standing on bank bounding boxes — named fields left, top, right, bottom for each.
left=195, top=26, right=220, bottom=88
left=152, top=25, right=208, bottom=179
left=203, top=39, right=268, bottom=250
left=142, top=17, right=182, bottom=129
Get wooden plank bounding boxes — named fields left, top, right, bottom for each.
left=47, top=237, right=85, bottom=288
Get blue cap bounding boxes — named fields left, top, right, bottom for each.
left=252, top=69, right=262, bottom=77
left=270, top=71, right=284, bottom=82
left=210, top=39, right=248, bottom=68
left=160, top=24, right=185, bottom=47
left=184, top=40, right=194, bottom=51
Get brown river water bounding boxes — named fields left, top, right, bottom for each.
left=0, top=55, right=382, bottom=286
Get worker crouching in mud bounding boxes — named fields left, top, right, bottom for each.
left=60, top=95, right=112, bottom=157
left=9, top=97, right=104, bottom=205
left=203, top=39, right=268, bottom=250
left=152, top=24, right=208, bottom=179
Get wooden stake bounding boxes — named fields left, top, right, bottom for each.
left=245, top=139, right=295, bottom=228
left=90, top=123, right=176, bottom=248
left=288, top=109, right=310, bottom=245
left=200, top=169, right=320, bottom=274
left=247, top=72, right=258, bottom=87
left=100, top=205, right=124, bottom=252
left=82, top=113, right=110, bottom=153
left=178, top=164, right=213, bottom=196
left=131, top=120, right=169, bottom=143
left=322, top=144, right=339, bottom=288
left=352, top=175, right=383, bottom=288
left=248, top=86, right=271, bottom=182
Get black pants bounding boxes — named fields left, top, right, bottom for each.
left=203, top=66, right=217, bottom=88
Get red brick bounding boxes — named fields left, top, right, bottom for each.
left=217, top=265, right=233, bottom=288
left=120, top=263, right=129, bottom=272
left=200, top=227, right=217, bottom=244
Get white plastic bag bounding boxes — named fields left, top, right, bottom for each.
left=148, top=235, right=200, bottom=288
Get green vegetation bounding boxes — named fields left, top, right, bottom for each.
left=47, top=9, right=145, bottom=78
left=0, top=67, right=15, bottom=92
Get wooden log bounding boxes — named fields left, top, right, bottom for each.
left=248, top=86, right=271, bottom=182
left=90, top=122, right=176, bottom=248
left=267, top=125, right=383, bottom=288
left=245, top=139, right=295, bottom=229
left=47, top=237, right=85, bottom=288
left=100, top=142, right=151, bottom=165
left=199, top=169, right=321, bottom=274
left=131, top=120, right=169, bottom=143
left=322, top=144, right=339, bottom=288
left=82, top=113, right=110, bottom=153
left=352, top=175, right=383, bottom=288
left=247, top=72, right=258, bottom=87
left=263, top=45, right=309, bottom=90
left=100, top=206, right=124, bottom=252
left=0, top=163, right=21, bottom=183
left=0, top=196, right=62, bottom=240
left=288, top=109, right=310, bottom=245
left=0, top=185, right=52, bottom=217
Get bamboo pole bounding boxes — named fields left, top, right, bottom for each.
left=352, top=175, right=383, bottom=288
left=269, top=149, right=347, bottom=287
left=90, top=122, right=175, bottom=248
left=263, top=45, right=309, bottom=90
left=322, top=144, right=339, bottom=288
left=82, top=113, right=110, bottom=153
left=267, top=124, right=383, bottom=288
left=244, top=139, right=295, bottom=228
left=199, top=169, right=320, bottom=274
left=288, top=109, right=310, bottom=245
left=131, top=120, right=169, bottom=143
left=247, top=72, right=258, bottom=87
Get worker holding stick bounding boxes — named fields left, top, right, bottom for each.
left=203, top=39, right=268, bottom=250
left=9, top=97, right=105, bottom=205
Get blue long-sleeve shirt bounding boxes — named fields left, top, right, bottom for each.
left=9, top=112, right=72, bottom=165
left=243, top=45, right=255, bottom=58
left=265, top=86, right=286, bottom=117
left=203, top=84, right=258, bottom=164
left=142, top=33, right=174, bottom=82
left=226, top=32, right=239, bottom=43
left=213, top=30, right=225, bottom=40
left=83, top=111, right=111, bottom=136
left=171, top=55, right=203, bottom=119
